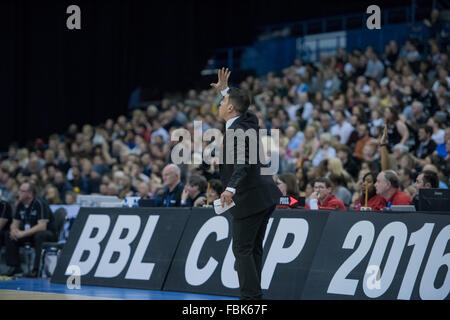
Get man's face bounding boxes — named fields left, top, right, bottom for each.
left=418, top=128, right=427, bottom=142
left=186, top=183, right=199, bottom=198
left=375, top=172, right=389, bottom=196
left=320, top=117, right=330, bottom=130
left=219, top=94, right=231, bottom=121
left=18, top=183, right=33, bottom=203
left=337, top=151, right=348, bottom=164
left=414, top=173, right=425, bottom=194
left=399, top=169, right=409, bottom=184
left=162, top=168, right=177, bottom=187
left=358, top=124, right=367, bottom=138
left=314, top=182, right=330, bottom=201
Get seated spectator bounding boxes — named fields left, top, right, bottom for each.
left=298, top=125, right=319, bottom=162
left=305, top=178, right=346, bottom=210
left=200, top=179, right=223, bottom=207
left=336, top=144, right=360, bottom=178
left=353, top=171, right=386, bottom=211
left=353, top=123, right=371, bottom=161
left=0, top=199, right=13, bottom=253
left=410, top=170, right=439, bottom=210
left=275, top=173, right=299, bottom=199
left=436, top=128, right=450, bottom=158
left=329, top=173, right=352, bottom=207
left=136, top=181, right=152, bottom=199
left=2, top=182, right=57, bottom=277
left=45, top=186, right=63, bottom=205
left=414, top=125, right=437, bottom=160
left=399, top=167, right=415, bottom=191
left=52, top=170, right=73, bottom=201
left=154, top=164, right=184, bottom=207
left=312, top=133, right=336, bottom=167
left=330, top=110, right=354, bottom=145
left=64, top=191, right=77, bottom=205
left=374, top=170, right=412, bottom=207
left=181, top=175, right=207, bottom=207
left=427, top=115, right=446, bottom=146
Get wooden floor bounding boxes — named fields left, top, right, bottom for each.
left=0, top=278, right=237, bottom=300
left=0, top=289, right=117, bottom=300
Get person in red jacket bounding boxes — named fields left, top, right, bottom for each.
left=375, top=170, right=412, bottom=206
left=353, top=172, right=387, bottom=211
left=305, top=178, right=346, bottom=210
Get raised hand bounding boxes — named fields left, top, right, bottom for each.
left=210, top=67, right=231, bottom=92
left=379, top=124, right=388, bottom=146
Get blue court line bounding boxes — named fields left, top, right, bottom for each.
left=0, top=278, right=238, bottom=300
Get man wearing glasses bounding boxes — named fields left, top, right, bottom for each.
left=305, top=178, right=346, bottom=210
left=2, top=182, right=57, bottom=277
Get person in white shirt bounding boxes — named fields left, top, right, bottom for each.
left=312, top=133, right=336, bottom=167
left=330, top=110, right=354, bottom=145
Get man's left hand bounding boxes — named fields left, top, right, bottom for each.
left=220, top=190, right=234, bottom=208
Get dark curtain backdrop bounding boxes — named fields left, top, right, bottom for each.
left=0, top=0, right=408, bottom=151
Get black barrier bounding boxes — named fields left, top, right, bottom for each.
left=302, top=211, right=450, bottom=300
left=163, top=208, right=328, bottom=299
left=51, top=208, right=450, bottom=300
left=51, top=207, right=190, bottom=290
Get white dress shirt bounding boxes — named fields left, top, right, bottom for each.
left=221, top=87, right=239, bottom=195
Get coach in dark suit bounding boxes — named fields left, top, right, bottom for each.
left=211, top=68, right=282, bottom=299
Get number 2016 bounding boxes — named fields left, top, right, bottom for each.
left=327, top=221, right=450, bottom=300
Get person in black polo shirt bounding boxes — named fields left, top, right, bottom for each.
left=2, top=182, right=57, bottom=277
left=0, top=199, right=13, bottom=250
left=181, top=175, right=207, bottom=207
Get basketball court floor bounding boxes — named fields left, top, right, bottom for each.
left=0, top=277, right=238, bottom=300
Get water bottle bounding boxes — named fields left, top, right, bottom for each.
left=132, top=199, right=138, bottom=208
left=310, top=198, right=319, bottom=210
left=384, top=201, right=392, bottom=211
left=122, top=198, right=129, bottom=208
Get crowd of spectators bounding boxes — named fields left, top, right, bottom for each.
left=0, top=31, right=449, bottom=212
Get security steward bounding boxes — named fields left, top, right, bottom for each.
left=2, top=182, right=57, bottom=277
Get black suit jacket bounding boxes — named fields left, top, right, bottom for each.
left=219, top=110, right=282, bottom=219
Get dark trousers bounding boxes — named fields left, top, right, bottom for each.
left=4, top=230, right=56, bottom=271
left=232, top=204, right=276, bottom=300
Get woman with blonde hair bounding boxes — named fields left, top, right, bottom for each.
left=298, top=125, right=319, bottom=162
left=327, top=158, right=352, bottom=184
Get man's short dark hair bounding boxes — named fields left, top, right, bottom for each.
left=419, top=125, right=433, bottom=136
left=208, top=179, right=223, bottom=195
left=384, top=170, right=400, bottom=189
left=314, top=178, right=331, bottom=188
left=228, top=87, right=250, bottom=115
left=188, top=175, right=207, bottom=193
left=422, top=170, right=439, bottom=188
